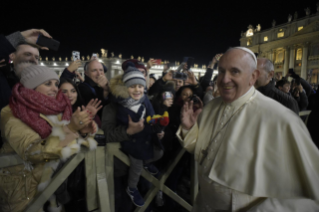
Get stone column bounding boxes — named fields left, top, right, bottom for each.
left=271, top=49, right=276, bottom=63
left=268, top=51, right=272, bottom=61
left=283, top=47, right=289, bottom=76
left=301, top=43, right=309, bottom=79
left=289, top=45, right=295, bottom=69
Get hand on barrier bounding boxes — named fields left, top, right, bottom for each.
left=126, top=115, right=144, bottom=136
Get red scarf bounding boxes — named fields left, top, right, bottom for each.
left=9, top=83, right=73, bottom=139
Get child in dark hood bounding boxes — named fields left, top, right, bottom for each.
left=109, top=66, right=163, bottom=207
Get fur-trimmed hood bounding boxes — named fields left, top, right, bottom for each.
left=109, top=74, right=130, bottom=99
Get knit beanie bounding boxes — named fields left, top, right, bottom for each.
left=122, top=66, right=146, bottom=88
left=122, top=59, right=147, bottom=73
left=20, top=65, right=59, bottom=89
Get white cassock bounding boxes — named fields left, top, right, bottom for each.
left=177, top=86, right=319, bottom=212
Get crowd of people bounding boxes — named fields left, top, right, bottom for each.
left=0, top=29, right=319, bottom=212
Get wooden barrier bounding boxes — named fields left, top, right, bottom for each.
left=0, top=142, right=198, bottom=212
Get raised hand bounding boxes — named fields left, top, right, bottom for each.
left=84, top=99, right=102, bottom=118
left=147, top=59, right=156, bottom=69
left=74, top=71, right=84, bottom=82
left=21, top=29, right=52, bottom=50
left=97, top=74, right=108, bottom=90
left=79, top=121, right=98, bottom=135
left=67, top=107, right=91, bottom=132
left=181, top=100, right=203, bottom=130
left=185, top=71, right=198, bottom=85
left=126, top=115, right=144, bottom=136
left=67, top=60, right=82, bottom=72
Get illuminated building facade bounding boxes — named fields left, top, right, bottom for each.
left=240, top=3, right=319, bottom=85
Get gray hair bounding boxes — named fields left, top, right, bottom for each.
left=262, top=59, right=274, bottom=73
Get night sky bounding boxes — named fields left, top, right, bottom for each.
left=1, top=0, right=317, bottom=66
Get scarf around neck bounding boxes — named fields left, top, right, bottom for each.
left=116, top=94, right=146, bottom=109
left=9, top=83, right=73, bottom=139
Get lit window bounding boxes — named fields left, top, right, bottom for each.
left=279, top=29, right=283, bottom=31
left=298, top=26, right=303, bottom=31
left=296, top=49, right=302, bottom=60
left=264, top=36, right=268, bottom=41
left=276, top=52, right=284, bottom=63
left=247, top=40, right=250, bottom=46
left=277, top=32, right=284, bottom=38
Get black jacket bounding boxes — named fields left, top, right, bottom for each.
left=257, top=81, right=299, bottom=114
left=78, top=75, right=109, bottom=118
left=307, top=87, right=319, bottom=148
left=0, top=32, right=22, bottom=111
left=294, top=91, right=308, bottom=111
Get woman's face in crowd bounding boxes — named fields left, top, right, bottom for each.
left=163, top=97, right=173, bottom=107
left=35, top=79, right=59, bottom=98
left=181, top=88, right=193, bottom=102
left=128, top=84, right=144, bottom=100
left=175, top=80, right=184, bottom=91
left=60, top=82, right=78, bottom=105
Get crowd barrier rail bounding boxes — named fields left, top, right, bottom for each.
left=0, top=110, right=311, bottom=211
left=299, top=110, right=311, bottom=124
left=0, top=136, right=198, bottom=212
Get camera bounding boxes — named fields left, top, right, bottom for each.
left=189, top=95, right=200, bottom=104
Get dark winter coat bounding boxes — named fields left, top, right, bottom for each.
left=307, top=87, right=319, bottom=148
left=257, top=80, right=299, bottom=114
left=109, top=74, right=159, bottom=160
left=78, top=75, right=109, bottom=118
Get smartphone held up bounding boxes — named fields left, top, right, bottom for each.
left=72, top=51, right=80, bottom=61
left=36, top=34, right=60, bottom=51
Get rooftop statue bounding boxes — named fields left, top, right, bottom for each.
left=305, top=7, right=311, bottom=16
left=272, top=20, right=276, bottom=27
left=101, top=48, right=107, bottom=58
left=256, top=24, right=261, bottom=32
left=288, top=14, right=292, bottom=23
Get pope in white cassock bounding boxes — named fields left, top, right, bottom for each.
left=177, top=47, right=319, bottom=211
